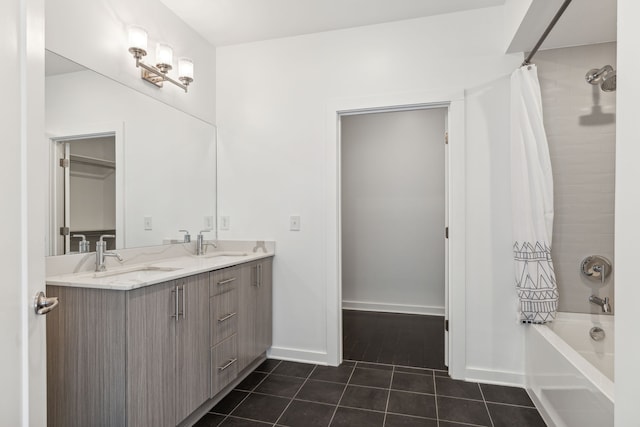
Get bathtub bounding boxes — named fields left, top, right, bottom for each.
left=525, top=312, right=614, bottom=427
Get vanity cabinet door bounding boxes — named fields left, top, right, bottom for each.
left=238, top=259, right=273, bottom=372
left=176, top=273, right=211, bottom=424
left=256, top=259, right=273, bottom=355
left=127, top=281, right=177, bottom=427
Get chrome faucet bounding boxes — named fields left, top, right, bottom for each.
left=196, top=230, right=217, bottom=255
left=72, top=234, right=90, bottom=253
left=179, top=229, right=191, bottom=243
left=95, top=235, right=123, bottom=272
left=589, top=295, right=611, bottom=313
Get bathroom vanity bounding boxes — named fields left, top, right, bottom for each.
left=45, top=248, right=273, bottom=427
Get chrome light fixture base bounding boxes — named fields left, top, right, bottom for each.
left=141, top=68, right=165, bottom=88
left=128, top=47, right=147, bottom=60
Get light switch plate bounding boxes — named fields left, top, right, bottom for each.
left=220, top=216, right=230, bottom=231
left=290, top=215, right=301, bottom=231
left=144, top=216, right=152, bottom=230
left=204, top=216, right=214, bottom=230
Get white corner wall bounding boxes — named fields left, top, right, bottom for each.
left=341, top=109, right=446, bottom=316
left=217, top=6, right=526, bottom=383
left=46, top=0, right=216, bottom=123
left=614, top=0, right=640, bottom=425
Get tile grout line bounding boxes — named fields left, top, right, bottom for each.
left=433, top=371, right=440, bottom=427
left=327, top=362, right=357, bottom=426
left=218, top=360, right=280, bottom=426
left=271, top=364, right=317, bottom=426
left=478, top=383, right=495, bottom=427
left=382, top=365, right=395, bottom=426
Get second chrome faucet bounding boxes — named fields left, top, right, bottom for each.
left=196, top=230, right=217, bottom=255
left=95, top=234, right=123, bottom=272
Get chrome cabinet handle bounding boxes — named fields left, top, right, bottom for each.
left=217, top=312, right=237, bottom=323
left=34, top=291, right=59, bottom=315
left=171, top=286, right=179, bottom=320
left=252, top=266, right=259, bottom=287
left=217, top=277, right=236, bottom=286
left=258, top=264, right=262, bottom=287
left=218, top=358, right=237, bottom=371
left=180, top=285, right=186, bottom=319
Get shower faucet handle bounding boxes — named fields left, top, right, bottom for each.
left=592, top=264, right=605, bottom=284
left=580, top=255, right=611, bottom=285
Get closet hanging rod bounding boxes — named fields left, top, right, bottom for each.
left=69, top=154, right=116, bottom=170
left=521, top=0, right=573, bottom=67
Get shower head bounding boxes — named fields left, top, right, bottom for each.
left=585, top=65, right=616, bottom=92
left=601, top=70, right=616, bottom=92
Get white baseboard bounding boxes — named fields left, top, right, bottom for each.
left=462, top=367, right=526, bottom=387
left=267, top=346, right=330, bottom=366
left=342, top=300, right=445, bottom=316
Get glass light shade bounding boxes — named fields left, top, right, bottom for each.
left=127, top=26, right=148, bottom=51
left=156, top=43, right=173, bottom=66
left=178, top=58, right=194, bottom=80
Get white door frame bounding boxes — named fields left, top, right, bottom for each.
left=325, top=90, right=466, bottom=378
left=47, top=123, right=125, bottom=255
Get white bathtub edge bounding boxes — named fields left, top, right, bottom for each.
left=532, top=323, right=614, bottom=402
left=526, top=388, right=559, bottom=427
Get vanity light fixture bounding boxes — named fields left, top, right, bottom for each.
left=127, top=25, right=194, bottom=93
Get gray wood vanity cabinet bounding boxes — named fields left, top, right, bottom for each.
left=127, top=273, right=210, bottom=426
left=46, top=257, right=273, bottom=427
left=238, top=259, right=273, bottom=371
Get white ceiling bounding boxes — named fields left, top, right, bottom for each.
left=159, top=0, right=506, bottom=46
left=508, top=0, right=617, bottom=54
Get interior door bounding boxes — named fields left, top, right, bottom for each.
left=1, top=0, right=47, bottom=424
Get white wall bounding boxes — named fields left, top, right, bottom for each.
left=217, top=6, right=525, bottom=382
left=46, top=0, right=216, bottom=123
left=535, top=43, right=616, bottom=314
left=341, top=109, right=446, bottom=315
left=614, top=0, right=640, bottom=424
left=46, top=69, right=216, bottom=249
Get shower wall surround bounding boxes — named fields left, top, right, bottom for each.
left=535, top=42, right=616, bottom=314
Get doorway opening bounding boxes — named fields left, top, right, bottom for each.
left=340, top=107, right=449, bottom=370
left=49, top=133, right=117, bottom=255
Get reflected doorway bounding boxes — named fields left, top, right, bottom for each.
left=51, top=134, right=116, bottom=255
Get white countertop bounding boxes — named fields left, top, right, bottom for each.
left=46, top=251, right=274, bottom=291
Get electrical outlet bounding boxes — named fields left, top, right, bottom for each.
left=220, top=216, right=230, bottom=231
left=144, top=216, right=152, bottom=230
left=290, top=215, right=301, bottom=231
left=204, top=216, right=214, bottom=230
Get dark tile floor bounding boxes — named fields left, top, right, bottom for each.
left=343, top=310, right=446, bottom=370
left=194, top=359, right=547, bottom=427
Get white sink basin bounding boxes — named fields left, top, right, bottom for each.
left=195, top=251, right=249, bottom=259
left=93, top=266, right=182, bottom=279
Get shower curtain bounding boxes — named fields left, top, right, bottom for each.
left=510, top=64, right=558, bottom=324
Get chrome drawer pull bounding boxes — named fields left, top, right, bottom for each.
left=217, top=312, right=237, bottom=323
left=218, top=358, right=237, bottom=371
left=217, top=277, right=236, bottom=286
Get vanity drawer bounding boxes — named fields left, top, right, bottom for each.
left=210, top=266, right=241, bottom=296
left=210, top=287, right=238, bottom=346
left=211, top=334, right=238, bottom=397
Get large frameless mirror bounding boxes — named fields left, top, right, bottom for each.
left=45, top=50, right=216, bottom=256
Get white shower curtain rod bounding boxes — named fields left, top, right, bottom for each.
left=521, top=0, right=573, bottom=67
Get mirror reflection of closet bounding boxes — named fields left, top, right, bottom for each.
left=54, top=134, right=116, bottom=255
